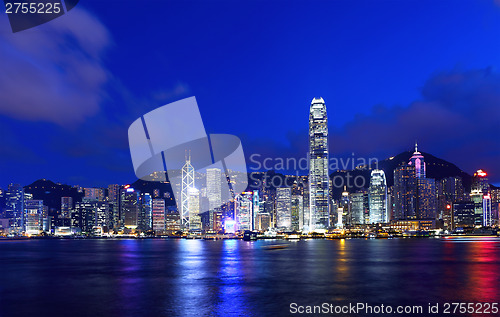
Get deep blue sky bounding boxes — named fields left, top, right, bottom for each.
left=1, top=0, right=500, bottom=187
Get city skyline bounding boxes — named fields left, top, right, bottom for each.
left=1, top=1, right=500, bottom=188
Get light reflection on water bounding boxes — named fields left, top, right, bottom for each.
left=0, top=238, right=499, bottom=317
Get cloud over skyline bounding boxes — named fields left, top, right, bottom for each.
left=0, top=8, right=111, bottom=128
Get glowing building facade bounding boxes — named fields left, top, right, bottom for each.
left=308, top=97, right=330, bottom=230
left=369, top=170, right=388, bottom=224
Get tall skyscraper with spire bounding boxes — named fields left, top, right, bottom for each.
left=308, top=97, right=330, bottom=230
left=409, top=142, right=426, bottom=178
left=181, top=153, right=195, bottom=229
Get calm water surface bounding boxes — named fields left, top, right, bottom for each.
left=1, top=238, right=499, bottom=317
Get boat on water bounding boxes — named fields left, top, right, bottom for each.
left=243, top=231, right=258, bottom=241
left=264, top=244, right=288, bottom=250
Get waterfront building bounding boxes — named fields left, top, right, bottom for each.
left=25, top=199, right=43, bottom=235
left=235, top=192, right=253, bottom=231
left=453, top=202, right=475, bottom=229
left=181, top=156, right=195, bottom=229
left=308, top=97, right=330, bottom=230
left=188, top=187, right=201, bottom=231
left=5, top=184, right=24, bottom=232
left=152, top=199, right=166, bottom=233
left=276, top=187, right=292, bottom=231
left=350, top=191, right=367, bottom=225
left=291, top=195, right=303, bottom=231
left=368, top=170, right=388, bottom=223
left=206, top=168, right=222, bottom=211
left=120, top=187, right=140, bottom=229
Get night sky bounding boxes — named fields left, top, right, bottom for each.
left=1, top=0, right=500, bottom=188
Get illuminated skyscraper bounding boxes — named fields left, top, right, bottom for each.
left=471, top=169, right=490, bottom=226
left=409, top=143, right=426, bottom=178
left=235, top=192, right=253, bottom=231
left=350, top=191, right=367, bottom=225
left=25, top=199, right=43, bottom=235
left=291, top=195, right=303, bottom=231
left=152, top=199, right=166, bottom=233
left=369, top=170, right=388, bottom=224
left=188, top=187, right=201, bottom=230
left=276, top=187, right=292, bottom=230
left=393, top=164, right=417, bottom=220
left=181, top=155, right=195, bottom=229
left=483, top=194, right=492, bottom=227
left=5, top=184, right=24, bottom=232
left=206, top=168, right=222, bottom=211
left=120, top=187, right=140, bottom=229
left=308, top=97, right=330, bottom=230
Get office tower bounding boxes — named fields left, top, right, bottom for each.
left=188, top=187, right=201, bottom=230
left=409, top=143, right=426, bottom=178
left=152, top=199, right=166, bottom=233
left=60, top=197, right=73, bottom=226
left=252, top=190, right=260, bottom=231
left=206, top=168, right=222, bottom=211
left=5, top=184, right=24, bottom=232
left=73, top=199, right=97, bottom=233
left=94, top=201, right=109, bottom=229
left=417, top=178, right=437, bottom=219
left=235, top=192, right=253, bottom=231
left=336, top=207, right=343, bottom=229
left=107, top=184, right=120, bottom=229
left=291, top=195, right=303, bottom=231
left=369, top=170, right=388, bottom=224
left=276, top=187, right=292, bottom=231
left=437, top=177, right=465, bottom=228
left=393, top=164, right=417, bottom=220
left=472, top=169, right=490, bottom=194
left=256, top=213, right=271, bottom=231
left=120, top=187, right=140, bottom=229
left=350, top=191, right=367, bottom=225
left=25, top=200, right=43, bottom=235
left=181, top=156, right=195, bottom=229
left=84, top=188, right=105, bottom=201
left=483, top=194, right=492, bottom=227
left=0, top=188, right=5, bottom=219
left=339, top=188, right=350, bottom=227
left=139, top=193, right=152, bottom=231
left=308, top=97, right=330, bottom=230
left=453, top=202, right=475, bottom=229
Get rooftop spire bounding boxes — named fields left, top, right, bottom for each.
left=414, top=141, right=418, bottom=153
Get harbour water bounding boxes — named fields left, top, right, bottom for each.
left=1, top=238, right=499, bottom=316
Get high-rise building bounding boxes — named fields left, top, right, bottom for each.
left=276, top=187, right=292, bottom=231
left=393, top=164, right=417, bottom=220
left=139, top=193, right=152, bottom=231
left=483, top=194, right=492, bottom=227
left=472, top=169, right=490, bottom=194
left=181, top=156, right=195, bottom=229
left=291, top=195, right=303, bottom=231
left=453, top=202, right=475, bottom=229
left=25, top=199, right=43, bottom=235
left=235, top=192, right=253, bottom=231
left=350, top=191, right=367, bottom=225
left=368, top=170, right=388, bottom=224
left=5, top=184, right=24, bottom=232
left=60, top=197, right=73, bottom=226
left=408, top=143, right=426, bottom=178
left=188, top=187, right=201, bottom=231
left=416, top=178, right=437, bottom=219
left=120, top=187, right=140, bottom=229
left=394, top=146, right=437, bottom=223
left=206, top=168, right=222, bottom=211
left=308, top=97, right=330, bottom=230
left=84, top=188, right=105, bottom=201
left=152, top=199, right=166, bottom=233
